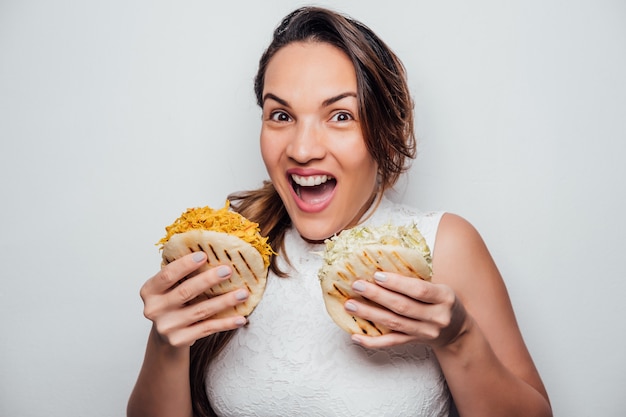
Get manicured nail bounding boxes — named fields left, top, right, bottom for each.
left=352, top=281, right=366, bottom=292
left=345, top=301, right=358, bottom=312
left=351, top=334, right=364, bottom=345
left=192, top=252, right=206, bottom=263
left=235, top=289, right=249, bottom=301
left=216, top=265, right=231, bottom=278
left=234, top=317, right=247, bottom=327
left=374, top=272, right=387, bottom=282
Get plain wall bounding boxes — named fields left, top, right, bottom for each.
left=1, top=1, right=625, bottom=416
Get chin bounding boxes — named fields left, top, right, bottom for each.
left=291, top=217, right=341, bottom=243
left=286, top=198, right=376, bottom=243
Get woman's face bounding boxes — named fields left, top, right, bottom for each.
left=260, top=41, right=378, bottom=242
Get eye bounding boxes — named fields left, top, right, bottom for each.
left=330, top=111, right=354, bottom=122
left=269, top=110, right=292, bottom=122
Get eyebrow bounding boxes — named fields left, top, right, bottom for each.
left=322, top=92, right=357, bottom=107
left=262, top=92, right=357, bottom=108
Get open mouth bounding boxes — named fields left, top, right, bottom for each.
left=290, top=174, right=337, bottom=205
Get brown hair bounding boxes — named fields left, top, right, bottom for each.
left=189, top=7, right=416, bottom=416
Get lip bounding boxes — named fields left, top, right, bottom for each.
left=286, top=168, right=336, bottom=213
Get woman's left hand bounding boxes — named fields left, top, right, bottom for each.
left=345, top=271, right=470, bottom=349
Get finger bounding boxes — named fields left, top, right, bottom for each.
left=345, top=297, right=423, bottom=335
left=160, top=314, right=248, bottom=348
left=142, top=252, right=208, bottom=296
left=347, top=281, right=469, bottom=346
left=166, top=264, right=233, bottom=307
left=189, top=315, right=247, bottom=344
left=155, top=289, right=250, bottom=346
left=350, top=332, right=416, bottom=349
left=185, top=288, right=249, bottom=324
left=143, top=263, right=232, bottom=320
left=371, top=271, right=455, bottom=306
left=345, top=298, right=446, bottom=344
left=351, top=278, right=432, bottom=321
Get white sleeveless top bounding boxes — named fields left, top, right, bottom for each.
left=207, top=197, right=450, bottom=416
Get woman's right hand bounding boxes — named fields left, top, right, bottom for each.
left=139, top=251, right=249, bottom=348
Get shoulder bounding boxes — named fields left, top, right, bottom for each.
left=434, top=213, right=486, bottom=255
left=433, top=213, right=491, bottom=262
left=431, top=213, right=505, bottom=304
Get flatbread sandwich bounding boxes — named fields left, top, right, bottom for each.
left=318, top=222, right=432, bottom=336
left=157, top=202, right=274, bottom=318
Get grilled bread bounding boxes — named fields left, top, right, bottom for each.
left=318, top=223, right=431, bottom=336
left=158, top=203, right=273, bottom=318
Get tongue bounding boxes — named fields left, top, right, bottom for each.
left=299, top=181, right=335, bottom=204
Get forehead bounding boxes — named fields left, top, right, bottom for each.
left=263, top=41, right=357, bottom=99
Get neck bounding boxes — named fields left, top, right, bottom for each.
left=301, top=191, right=382, bottom=245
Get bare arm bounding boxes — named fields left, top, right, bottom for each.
left=345, top=213, right=552, bottom=417
left=127, top=327, right=193, bottom=417
left=431, top=214, right=550, bottom=416
left=127, top=252, right=249, bottom=417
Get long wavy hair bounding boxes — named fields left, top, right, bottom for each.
left=189, top=7, right=416, bottom=416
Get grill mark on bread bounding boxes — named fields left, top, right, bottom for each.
left=207, top=243, right=220, bottom=261
left=183, top=245, right=208, bottom=263
left=352, top=316, right=383, bottom=335
left=222, top=249, right=241, bottom=275
left=238, top=251, right=259, bottom=283
left=389, top=250, right=418, bottom=275
left=361, top=250, right=383, bottom=271
left=345, top=262, right=357, bottom=278
left=332, top=283, right=349, bottom=298
left=376, top=249, right=412, bottom=275
left=376, top=250, right=405, bottom=273
left=337, top=271, right=349, bottom=282
left=353, top=317, right=376, bottom=335
left=364, top=319, right=383, bottom=335
left=357, top=321, right=372, bottom=335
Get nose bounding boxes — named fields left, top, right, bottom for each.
left=286, top=119, right=327, bottom=164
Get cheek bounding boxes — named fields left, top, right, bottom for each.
left=347, top=148, right=377, bottom=182
left=356, top=158, right=379, bottom=198
left=259, top=134, right=276, bottom=170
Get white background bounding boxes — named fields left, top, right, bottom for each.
left=1, top=1, right=625, bottom=416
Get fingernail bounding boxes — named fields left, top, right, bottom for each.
left=351, top=334, right=363, bottom=345
left=235, top=289, right=249, bottom=301
left=352, top=281, right=366, bottom=292
left=374, top=272, right=387, bottom=282
left=216, top=265, right=231, bottom=278
left=234, top=317, right=247, bottom=326
left=345, top=301, right=358, bottom=312
left=192, top=252, right=206, bottom=263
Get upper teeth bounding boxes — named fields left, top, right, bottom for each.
left=291, top=174, right=332, bottom=187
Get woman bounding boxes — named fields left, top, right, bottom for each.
left=128, top=7, right=552, bottom=417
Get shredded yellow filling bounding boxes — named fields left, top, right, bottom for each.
left=157, top=201, right=275, bottom=268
